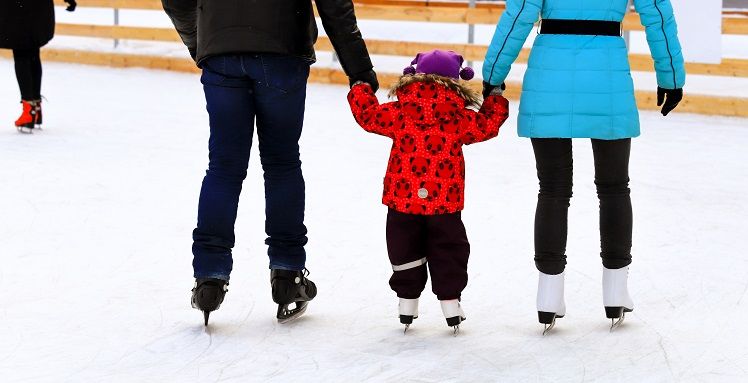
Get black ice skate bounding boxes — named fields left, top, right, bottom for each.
left=440, top=299, right=466, bottom=336
left=34, top=99, right=43, bottom=128
left=271, top=269, right=317, bottom=324
left=603, top=266, right=634, bottom=331
left=191, top=278, right=228, bottom=326
left=398, top=298, right=419, bottom=333
left=537, top=271, right=566, bottom=336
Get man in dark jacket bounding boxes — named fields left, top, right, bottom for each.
left=162, top=0, right=378, bottom=325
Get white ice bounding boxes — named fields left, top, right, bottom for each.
left=1, top=60, right=747, bottom=382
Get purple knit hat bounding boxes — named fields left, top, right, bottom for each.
left=403, top=49, right=475, bottom=80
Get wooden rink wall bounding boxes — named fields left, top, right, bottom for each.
left=1, top=0, right=747, bottom=117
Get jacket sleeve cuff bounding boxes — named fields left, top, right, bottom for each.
left=333, top=39, right=374, bottom=77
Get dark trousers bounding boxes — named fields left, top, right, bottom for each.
left=386, top=209, right=470, bottom=300
left=192, top=54, right=311, bottom=280
left=531, top=138, right=633, bottom=275
left=13, top=48, right=42, bottom=100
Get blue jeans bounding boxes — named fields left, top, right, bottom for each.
left=193, top=54, right=311, bottom=280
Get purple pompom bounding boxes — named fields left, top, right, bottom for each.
left=459, top=67, right=475, bottom=81
left=403, top=66, right=417, bottom=76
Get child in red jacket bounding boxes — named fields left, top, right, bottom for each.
left=348, top=50, right=509, bottom=333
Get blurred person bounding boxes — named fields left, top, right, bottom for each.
left=0, top=0, right=77, bottom=133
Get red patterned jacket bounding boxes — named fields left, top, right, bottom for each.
left=348, top=77, right=509, bottom=215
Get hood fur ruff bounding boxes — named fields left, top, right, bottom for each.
left=389, top=73, right=483, bottom=109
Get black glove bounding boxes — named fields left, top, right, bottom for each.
left=64, top=0, right=77, bottom=12
left=349, top=70, right=379, bottom=93
left=188, top=47, right=197, bottom=62
left=657, top=87, right=683, bottom=116
left=482, top=81, right=506, bottom=98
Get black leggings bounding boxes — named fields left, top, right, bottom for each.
left=532, top=138, right=633, bottom=275
left=13, top=48, right=43, bottom=100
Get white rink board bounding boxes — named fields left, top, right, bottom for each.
left=671, top=0, right=722, bottom=63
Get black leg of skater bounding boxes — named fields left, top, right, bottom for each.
left=531, top=138, right=573, bottom=273
left=31, top=50, right=42, bottom=100
left=13, top=49, right=38, bottom=101
left=12, top=49, right=41, bottom=131
left=591, top=139, right=633, bottom=269
left=386, top=209, right=428, bottom=331
left=424, top=212, right=470, bottom=334
left=531, top=138, right=573, bottom=333
left=591, top=139, right=634, bottom=329
left=30, top=50, right=43, bottom=126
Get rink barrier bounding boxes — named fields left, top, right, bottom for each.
left=51, top=0, right=748, bottom=34
left=52, top=23, right=748, bottom=78
left=1, top=48, right=747, bottom=118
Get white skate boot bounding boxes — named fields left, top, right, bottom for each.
left=399, top=298, right=419, bottom=333
left=603, top=266, right=634, bottom=331
left=440, top=299, right=466, bottom=335
left=537, top=271, right=566, bottom=335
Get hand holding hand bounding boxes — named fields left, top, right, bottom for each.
left=64, top=0, right=77, bottom=12
left=349, top=70, right=379, bottom=93
left=657, top=87, right=683, bottom=116
left=482, top=81, right=506, bottom=98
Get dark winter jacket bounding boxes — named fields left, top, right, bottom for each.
left=348, top=75, right=509, bottom=215
left=0, top=0, right=55, bottom=50
left=161, top=0, right=373, bottom=77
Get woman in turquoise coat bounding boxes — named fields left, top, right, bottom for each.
left=482, top=0, right=685, bottom=333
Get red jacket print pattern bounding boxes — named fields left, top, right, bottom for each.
left=348, top=81, right=509, bottom=215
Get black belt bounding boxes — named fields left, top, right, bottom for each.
left=540, top=19, right=621, bottom=36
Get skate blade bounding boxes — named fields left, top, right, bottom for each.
left=403, top=324, right=410, bottom=334
left=542, top=317, right=557, bottom=336
left=445, top=316, right=464, bottom=336
left=16, top=125, right=34, bottom=134
left=277, top=301, right=308, bottom=324
left=609, top=309, right=632, bottom=332
left=203, top=311, right=210, bottom=326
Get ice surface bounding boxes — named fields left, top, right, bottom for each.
left=1, top=61, right=747, bottom=382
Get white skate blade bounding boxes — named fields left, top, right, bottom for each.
left=542, top=317, right=557, bottom=336
left=609, top=309, right=633, bottom=332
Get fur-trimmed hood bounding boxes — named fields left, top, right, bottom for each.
left=388, top=73, right=482, bottom=109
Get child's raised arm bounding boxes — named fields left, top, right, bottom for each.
left=460, top=94, right=509, bottom=145
left=347, top=83, right=400, bottom=138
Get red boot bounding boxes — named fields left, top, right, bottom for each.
left=14, top=100, right=38, bottom=133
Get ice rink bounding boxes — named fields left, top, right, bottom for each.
left=1, top=61, right=747, bottom=382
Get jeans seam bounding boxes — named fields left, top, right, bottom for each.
left=239, top=55, right=248, bottom=77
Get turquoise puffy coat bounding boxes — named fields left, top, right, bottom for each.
left=483, top=0, right=686, bottom=139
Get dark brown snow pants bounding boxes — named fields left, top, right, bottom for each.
left=386, top=209, right=470, bottom=301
